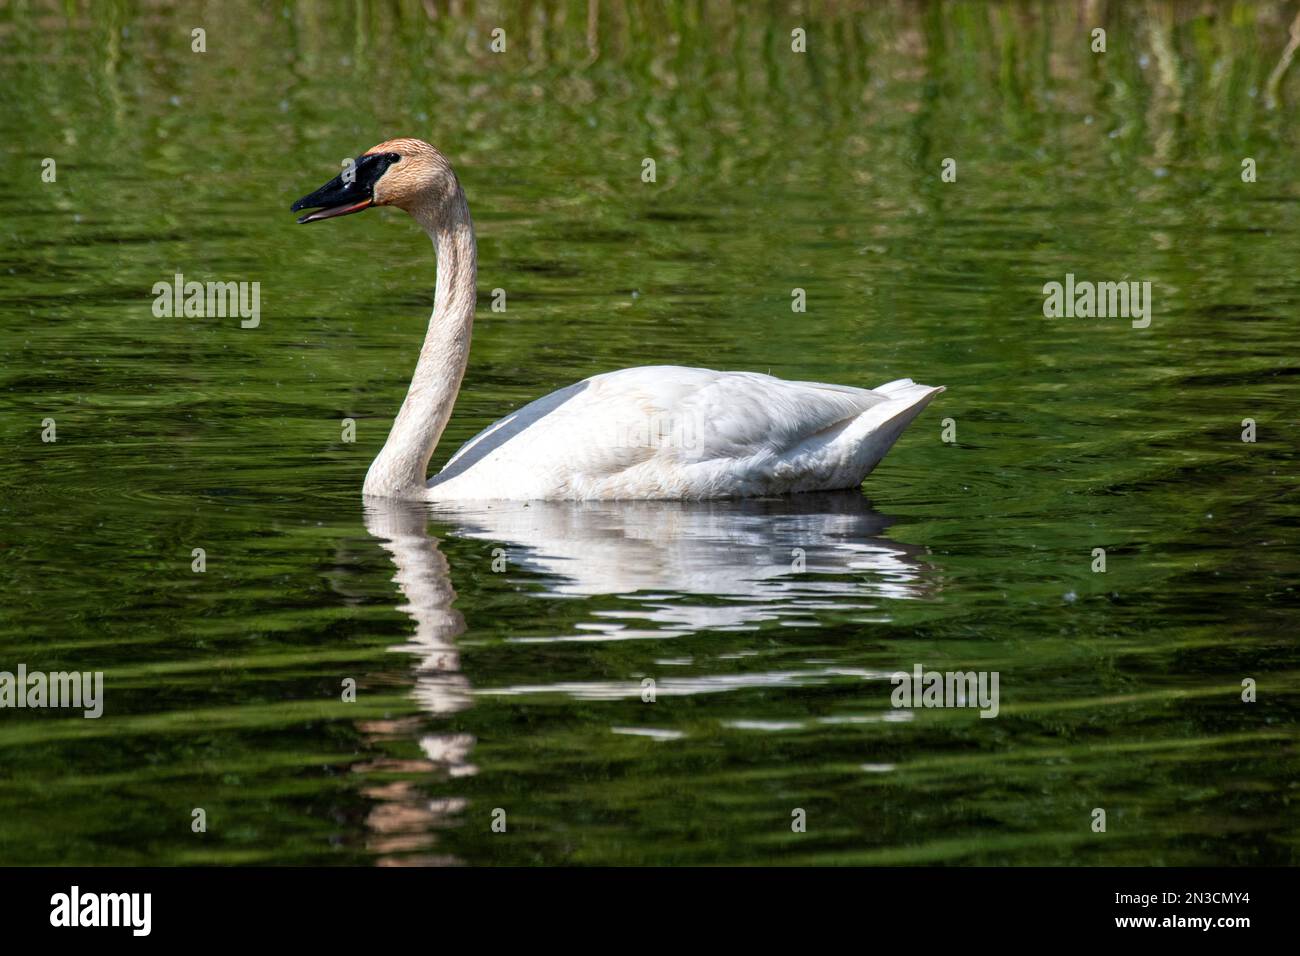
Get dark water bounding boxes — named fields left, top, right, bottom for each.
left=0, top=2, right=1297, bottom=865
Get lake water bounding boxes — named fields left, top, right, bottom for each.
left=0, top=2, right=1297, bottom=865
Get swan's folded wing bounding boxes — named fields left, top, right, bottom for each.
left=438, top=366, right=888, bottom=489
left=674, top=370, right=887, bottom=462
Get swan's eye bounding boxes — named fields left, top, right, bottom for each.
left=386, top=153, right=402, bottom=164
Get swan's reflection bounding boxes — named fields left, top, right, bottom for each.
left=357, top=492, right=933, bottom=863
left=364, top=501, right=471, bottom=717
left=427, top=492, right=933, bottom=635
left=358, top=499, right=473, bottom=866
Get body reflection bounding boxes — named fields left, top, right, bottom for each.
left=428, top=492, right=934, bottom=634
left=358, top=492, right=933, bottom=863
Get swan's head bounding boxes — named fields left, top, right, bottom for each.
left=292, top=138, right=458, bottom=224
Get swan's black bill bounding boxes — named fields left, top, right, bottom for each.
left=291, top=152, right=401, bottom=224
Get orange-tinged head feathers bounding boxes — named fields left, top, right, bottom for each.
left=293, top=137, right=464, bottom=224
left=362, top=138, right=458, bottom=213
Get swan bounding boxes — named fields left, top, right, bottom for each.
left=292, top=138, right=944, bottom=501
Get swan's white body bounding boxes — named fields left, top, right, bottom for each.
left=426, top=367, right=942, bottom=501
left=295, top=138, right=942, bottom=502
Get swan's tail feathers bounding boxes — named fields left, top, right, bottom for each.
left=874, top=377, right=916, bottom=394
left=875, top=379, right=944, bottom=408
left=869, top=381, right=945, bottom=437
left=835, top=381, right=945, bottom=488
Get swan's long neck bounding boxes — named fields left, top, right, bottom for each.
left=364, top=186, right=476, bottom=497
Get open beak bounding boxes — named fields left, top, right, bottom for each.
left=291, top=152, right=399, bottom=224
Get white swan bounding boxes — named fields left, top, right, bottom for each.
left=292, top=138, right=943, bottom=501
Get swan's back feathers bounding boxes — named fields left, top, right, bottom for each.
left=432, top=365, right=941, bottom=500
